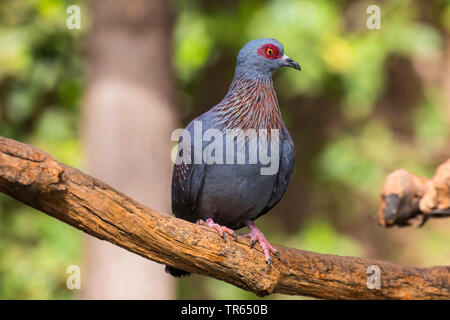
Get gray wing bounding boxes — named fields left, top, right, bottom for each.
left=171, top=118, right=207, bottom=222
left=171, top=161, right=206, bottom=222
left=254, top=132, right=295, bottom=220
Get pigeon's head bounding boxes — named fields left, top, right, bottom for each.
left=235, top=38, right=300, bottom=79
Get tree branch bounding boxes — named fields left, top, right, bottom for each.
left=0, top=136, right=448, bottom=299
left=378, top=160, right=450, bottom=227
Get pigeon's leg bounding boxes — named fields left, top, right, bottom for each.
left=197, top=218, right=237, bottom=242
left=242, top=220, right=280, bottom=266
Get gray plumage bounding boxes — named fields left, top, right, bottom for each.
left=166, top=39, right=299, bottom=277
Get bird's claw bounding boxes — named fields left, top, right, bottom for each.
left=243, top=221, right=280, bottom=267
left=275, top=250, right=281, bottom=260
left=198, top=218, right=237, bottom=243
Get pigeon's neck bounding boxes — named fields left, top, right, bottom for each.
left=234, top=65, right=275, bottom=82
left=212, top=74, right=283, bottom=130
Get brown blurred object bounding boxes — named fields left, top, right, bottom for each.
left=81, top=0, right=176, bottom=299
left=378, top=159, right=450, bottom=227
left=421, top=160, right=450, bottom=215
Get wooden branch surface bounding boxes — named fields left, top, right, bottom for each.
left=0, top=136, right=449, bottom=299
left=378, top=160, right=450, bottom=227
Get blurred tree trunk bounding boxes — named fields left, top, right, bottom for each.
left=81, top=0, right=176, bottom=299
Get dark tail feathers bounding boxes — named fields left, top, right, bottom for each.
left=165, top=265, right=191, bottom=277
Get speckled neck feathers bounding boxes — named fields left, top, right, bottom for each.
left=212, top=76, right=283, bottom=130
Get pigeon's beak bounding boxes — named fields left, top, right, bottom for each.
left=280, top=54, right=301, bottom=70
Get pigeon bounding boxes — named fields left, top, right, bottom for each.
left=166, top=38, right=299, bottom=277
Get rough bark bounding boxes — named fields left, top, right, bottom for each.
left=0, top=136, right=449, bottom=299
left=378, top=159, right=450, bottom=227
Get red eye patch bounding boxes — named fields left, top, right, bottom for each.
left=257, top=44, right=282, bottom=60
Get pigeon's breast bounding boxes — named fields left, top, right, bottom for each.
left=196, top=163, right=277, bottom=229
left=194, top=134, right=281, bottom=229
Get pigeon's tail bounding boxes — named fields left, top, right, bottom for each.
left=165, top=265, right=191, bottom=277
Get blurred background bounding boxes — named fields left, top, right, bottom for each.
left=0, top=0, right=449, bottom=299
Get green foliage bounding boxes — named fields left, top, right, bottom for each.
left=0, top=0, right=85, bottom=299
left=289, top=219, right=364, bottom=256
left=0, top=203, right=82, bottom=299
left=414, top=89, right=449, bottom=152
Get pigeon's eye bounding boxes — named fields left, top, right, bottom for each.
left=257, top=44, right=281, bottom=60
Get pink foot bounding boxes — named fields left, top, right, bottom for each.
left=242, top=220, right=280, bottom=266
left=197, top=218, right=237, bottom=241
